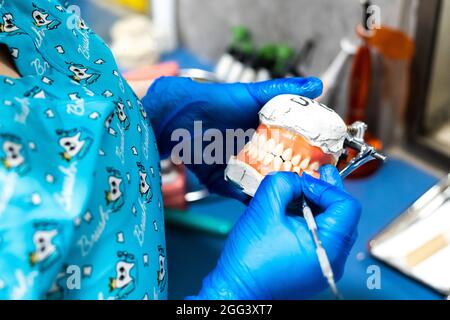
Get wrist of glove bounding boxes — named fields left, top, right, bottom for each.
left=187, top=268, right=253, bottom=300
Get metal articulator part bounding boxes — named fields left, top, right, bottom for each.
left=339, top=121, right=387, bottom=179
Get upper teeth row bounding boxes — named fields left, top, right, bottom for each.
left=244, top=133, right=320, bottom=173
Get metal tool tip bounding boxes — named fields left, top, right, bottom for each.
left=374, top=152, right=387, bottom=162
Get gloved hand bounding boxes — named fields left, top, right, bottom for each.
left=189, top=165, right=361, bottom=300
left=142, top=77, right=322, bottom=202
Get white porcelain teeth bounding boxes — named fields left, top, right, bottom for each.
left=300, top=157, right=310, bottom=170
left=291, top=154, right=301, bottom=166
left=257, top=140, right=267, bottom=159
left=257, top=149, right=266, bottom=162
left=252, top=134, right=258, bottom=145
left=258, top=134, right=267, bottom=148
left=273, top=156, right=283, bottom=171
left=283, top=161, right=292, bottom=171
left=309, top=162, right=319, bottom=171
left=247, top=142, right=255, bottom=157
left=282, top=148, right=293, bottom=161
left=267, top=138, right=276, bottom=150
left=243, top=133, right=322, bottom=174
left=263, top=154, right=274, bottom=166
left=274, top=143, right=284, bottom=156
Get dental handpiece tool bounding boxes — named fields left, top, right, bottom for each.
left=301, top=196, right=342, bottom=299
left=302, top=121, right=387, bottom=300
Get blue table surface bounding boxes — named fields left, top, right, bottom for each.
left=162, top=49, right=443, bottom=300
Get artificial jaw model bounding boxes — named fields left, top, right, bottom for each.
left=225, top=94, right=348, bottom=197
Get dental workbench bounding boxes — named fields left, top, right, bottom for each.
left=162, top=49, right=443, bottom=300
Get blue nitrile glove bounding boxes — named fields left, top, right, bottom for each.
left=142, top=77, right=322, bottom=202
left=189, top=165, right=361, bottom=300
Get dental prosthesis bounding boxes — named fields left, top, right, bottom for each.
left=225, top=94, right=348, bottom=197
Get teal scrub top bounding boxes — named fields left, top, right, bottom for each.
left=0, top=0, right=167, bottom=299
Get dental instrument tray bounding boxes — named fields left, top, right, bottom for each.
left=369, top=174, right=450, bottom=297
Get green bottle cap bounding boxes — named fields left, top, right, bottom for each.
left=258, top=44, right=277, bottom=60
left=276, top=45, right=295, bottom=62
left=237, top=41, right=254, bottom=56
left=231, top=26, right=251, bottom=44
left=272, top=45, right=295, bottom=77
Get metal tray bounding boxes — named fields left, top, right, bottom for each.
left=369, top=173, right=450, bottom=297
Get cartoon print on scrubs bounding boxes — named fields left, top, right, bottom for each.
left=45, top=268, right=66, bottom=300
left=105, top=167, right=125, bottom=212
left=56, top=129, right=93, bottom=162
left=29, top=222, right=62, bottom=272
left=104, top=111, right=117, bottom=136
left=0, top=13, right=25, bottom=35
left=137, top=162, right=153, bottom=203
left=68, top=63, right=100, bottom=85
left=157, top=246, right=167, bottom=292
left=0, top=0, right=166, bottom=300
left=31, top=3, right=61, bottom=30
left=76, top=17, right=90, bottom=33
left=116, top=99, right=130, bottom=130
left=109, top=251, right=136, bottom=300
left=24, top=86, right=46, bottom=98
left=0, top=133, right=30, bottom=175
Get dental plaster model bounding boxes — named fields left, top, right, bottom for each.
left=225, top=94, right=348, bottom=197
